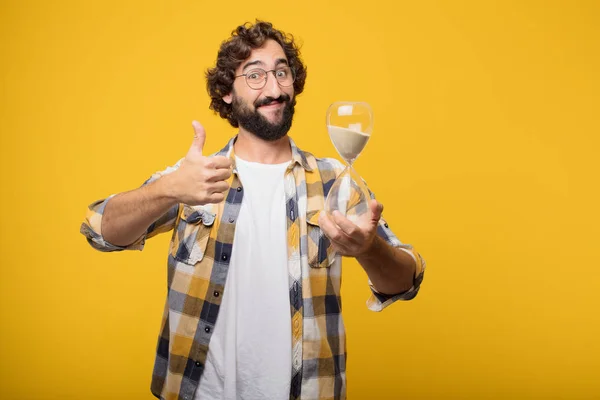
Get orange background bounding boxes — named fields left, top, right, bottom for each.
left=1, top=0, right=599, bottom=398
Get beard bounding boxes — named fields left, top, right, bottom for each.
left=231, top=93, right=295, bottom=142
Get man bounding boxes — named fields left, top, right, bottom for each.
left=81, top=20, right=425, bottom=400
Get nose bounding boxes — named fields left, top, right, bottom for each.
left=261, top=71, right=283, bottom=99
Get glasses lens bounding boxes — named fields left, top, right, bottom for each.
left=245, top=69, right=266, bottom=89
left=275, top=66, right=294, bottom=87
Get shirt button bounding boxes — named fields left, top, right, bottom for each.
left=195, top=361, right=201, bottom=367
left=205, top=327, right=210, bottom=333
left=213, top=291, right=220, bottom=297
left=236, top=187, right=242, bottom=192
left=221, top=254, right=228, bottom=261
left=228, top=217, right=235, bottom=223
left=384, top=223, right=389, bottom=228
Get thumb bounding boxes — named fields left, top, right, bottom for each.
left=191, top=120, right=206, bottom=154
left=370, top=200, right=383, bottom=225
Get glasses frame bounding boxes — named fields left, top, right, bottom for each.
left=235, top=66, right=296, bottom=90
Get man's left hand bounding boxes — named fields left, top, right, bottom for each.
left=318, top=200, right=383, bottom=257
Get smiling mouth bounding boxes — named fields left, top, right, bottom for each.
left=258, top=102, right=284, bottom=109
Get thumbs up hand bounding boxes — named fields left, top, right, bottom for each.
left=168, top=121, right=233, bottom=205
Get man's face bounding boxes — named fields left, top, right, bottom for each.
left=224, top=39, right=296, bottom=141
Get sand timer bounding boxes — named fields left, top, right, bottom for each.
left=324, top=101, right=373, bottom=225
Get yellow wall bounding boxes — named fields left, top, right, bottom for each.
left=1, top=0, right=599, bottom=398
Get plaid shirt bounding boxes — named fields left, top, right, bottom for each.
left=81, top=137, right=425, bottom=400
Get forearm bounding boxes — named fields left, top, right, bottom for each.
left=356, top=235, right=416, bottom=295
left=102, top=175, right=179, bottom=247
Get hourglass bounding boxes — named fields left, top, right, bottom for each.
left=324, top=101, right=373, bottom=225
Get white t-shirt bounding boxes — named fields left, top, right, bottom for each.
left=195, top=156, right=292, bottom=400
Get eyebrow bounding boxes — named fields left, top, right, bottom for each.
left=242, top=58, right=289, bottom=72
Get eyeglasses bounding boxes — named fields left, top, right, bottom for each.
left=235, top=66, right=295, bottom=90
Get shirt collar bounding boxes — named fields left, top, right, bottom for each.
left=216, top=135, right=314, bottom=172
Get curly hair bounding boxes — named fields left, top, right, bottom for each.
left=205, top=20, right=307, bottom=128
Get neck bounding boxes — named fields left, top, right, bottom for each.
left=234, top=128, right=292, bottom=164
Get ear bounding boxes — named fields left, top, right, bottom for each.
left=223, top=93, right=232, bottom=104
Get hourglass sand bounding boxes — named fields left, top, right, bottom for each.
left=324, top=101, right=373, bottom=225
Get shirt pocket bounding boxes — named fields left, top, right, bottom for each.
left=306, top=211, right=336, bottom=269
left=171, top=205, right=216, bottom=265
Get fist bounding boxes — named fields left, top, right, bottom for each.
left=169, top=121, right=232, bottom=205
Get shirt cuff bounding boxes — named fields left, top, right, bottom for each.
left=80, top=195, right=146, bottom=252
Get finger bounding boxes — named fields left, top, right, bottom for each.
left=207, top=192, right=225, bottom=204
left=318, top=211, right=341, bottom=240
left=319, top=211, right=360, bottom=246
left=206, top=168, right=232, bottom=183
left=209, top=156, right=233, bottom=169
left=370, top=200, right=383, bottom=225
left=329, top=211, right=366, bottom=249
left=324, top=228, right=355, bottom=256
left=208, top=181, right=230, bottom=194
left=331, top=211, right=361, bottom=239
left=191, top=120, right=206, bottom=155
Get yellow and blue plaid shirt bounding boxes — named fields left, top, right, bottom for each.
left=81, top=137, right=425, bottom=400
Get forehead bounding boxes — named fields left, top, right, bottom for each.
left=238, top=39, right=288, bottom=72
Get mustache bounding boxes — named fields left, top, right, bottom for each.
left=254, top=94, right=291, bottom=108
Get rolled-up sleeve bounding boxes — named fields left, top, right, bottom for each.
left=365, top=216, right=426, bottom=312
left=80, top=161, right=182, bottom=252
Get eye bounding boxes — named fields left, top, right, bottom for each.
left=247, top=70, right=265, bottom=81
left=276, top=68, right=288, bottom=78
